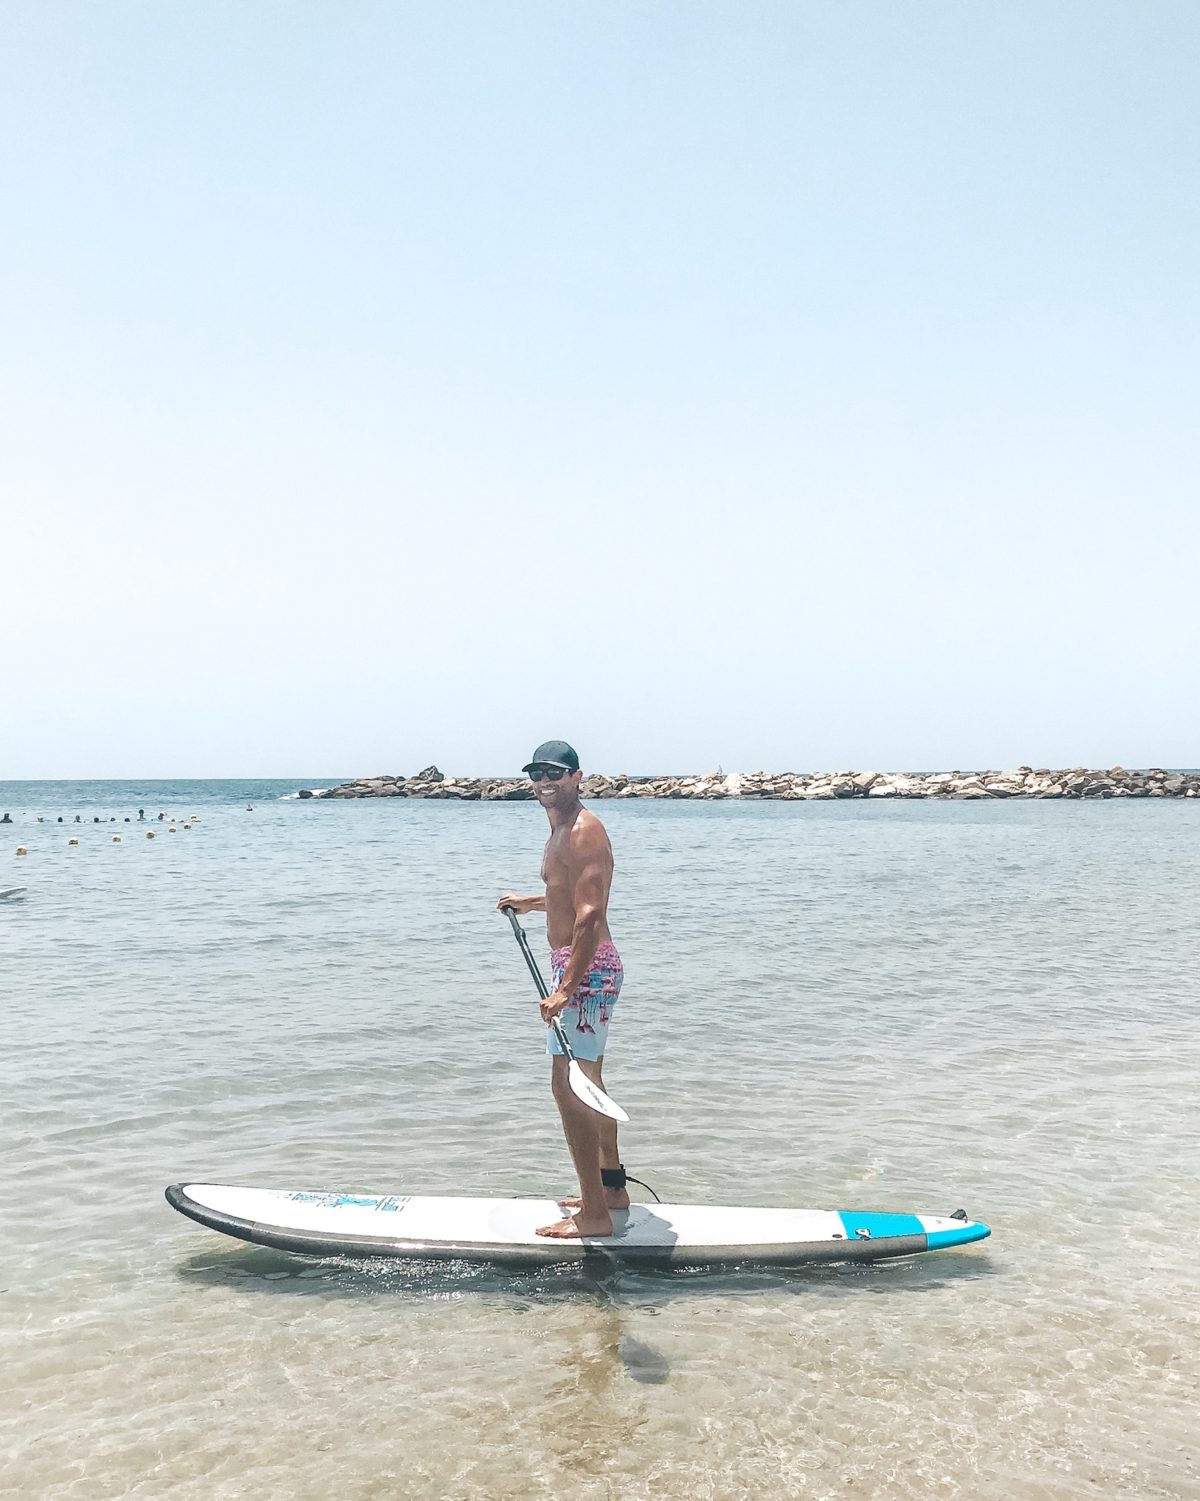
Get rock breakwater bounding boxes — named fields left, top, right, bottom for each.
left=306, top=766, right=1200, bottom=801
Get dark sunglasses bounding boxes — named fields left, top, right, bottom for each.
left=528, top=765, right=569, bottom=782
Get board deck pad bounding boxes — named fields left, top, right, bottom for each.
left=166, top=1183, right=990, bottom=1267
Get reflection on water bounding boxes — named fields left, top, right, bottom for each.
left=172, top=1240, right=997, bottom=1308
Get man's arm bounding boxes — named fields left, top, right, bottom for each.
left=547, top=827, right=612, bottom=1001
left=496, top=892, right=546, bottom=914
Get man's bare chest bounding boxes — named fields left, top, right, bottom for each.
left=540, top=832, right=574, bottom=887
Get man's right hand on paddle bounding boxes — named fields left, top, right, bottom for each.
left=496, top=893, right=545, bottom=915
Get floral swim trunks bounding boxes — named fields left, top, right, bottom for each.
left=546, top=940, right=623, bottom=1062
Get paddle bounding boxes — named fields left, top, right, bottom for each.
left=500, top=905, right=629, bottom=1123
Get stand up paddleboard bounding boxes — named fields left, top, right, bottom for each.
left=0, top=887, right=27, bottom=901
left=165, top=1183, right=989, bottom=1267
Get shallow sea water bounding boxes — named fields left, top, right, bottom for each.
left=2, top=782, right=1198, bottom=1499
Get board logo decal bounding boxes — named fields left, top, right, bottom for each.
left=289, top=1192, right=411, bottom=1213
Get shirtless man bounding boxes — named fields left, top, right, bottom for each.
left=497, top=739, right=627, bottom=1239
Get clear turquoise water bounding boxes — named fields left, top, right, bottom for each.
left=2, top=783, right=1198, bottom=1499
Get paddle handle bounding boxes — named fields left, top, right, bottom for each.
left=501, top=905, right=578, bottom=1064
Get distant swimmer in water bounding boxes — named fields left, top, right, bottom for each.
left=74, top=815, right=82, bottom=824
left=246, top=805, right=253, bottom=811
left=137, top=809, right=145, bottom=821
left=0, top=813, right=10, bottom=824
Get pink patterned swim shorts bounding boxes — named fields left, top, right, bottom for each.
left=546, top=940, right=623, bottom=1062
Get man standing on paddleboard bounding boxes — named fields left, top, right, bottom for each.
left=497, top=739, right=627, bottom=1239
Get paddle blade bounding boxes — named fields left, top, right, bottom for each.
left=567, top=1061, right=629, bottom=1123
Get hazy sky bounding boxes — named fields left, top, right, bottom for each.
left=4, top=2, right=1197, bottom=777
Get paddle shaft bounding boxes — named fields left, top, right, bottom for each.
left=501, top=904, right=578, bottom=1062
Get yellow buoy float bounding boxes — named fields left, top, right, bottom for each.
left=112, top=835, right=122, bottom=843
left=68, top=837, right=79, bottom=846
left=16, top=845, right=27, bottom=856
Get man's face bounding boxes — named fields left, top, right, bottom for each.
left=530, top=765, right=581, bottom=807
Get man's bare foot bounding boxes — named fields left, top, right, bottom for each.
left=536, top=1210, right=614, bottom=1239
left=558, top=1189, right=630, bottom=1212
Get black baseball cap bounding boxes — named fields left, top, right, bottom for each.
left=522, top=739, right=580, bottom=773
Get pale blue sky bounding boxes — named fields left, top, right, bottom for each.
left=4, top=2, right=1197, bottom=777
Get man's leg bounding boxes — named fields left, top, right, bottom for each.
left=536, top=1056, right=615, bottom=1238
left=558, top=1057, right=630, bottom=1211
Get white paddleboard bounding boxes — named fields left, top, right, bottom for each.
left=166, top=1183, right=989, bottom=1267
left=0, top=887, right=27, bottom=901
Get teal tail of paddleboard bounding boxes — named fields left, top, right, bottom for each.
left=838, top=1210, right=990, bottom=1252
